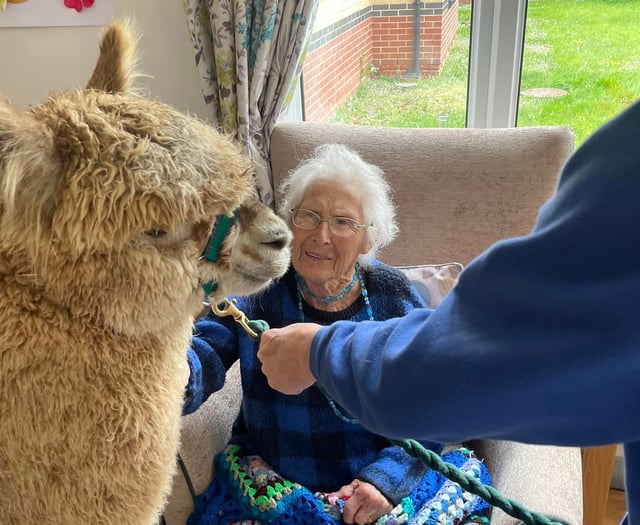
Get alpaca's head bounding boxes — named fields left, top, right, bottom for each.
left=0, top=20, right=291, bottom=336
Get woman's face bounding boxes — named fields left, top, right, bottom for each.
left=291, top=179, right=371, bottom=286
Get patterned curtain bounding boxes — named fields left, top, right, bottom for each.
left=183, top=0, right=318, bottom=207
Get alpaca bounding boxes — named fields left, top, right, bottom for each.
left=0, top=20, right=291, bottom=525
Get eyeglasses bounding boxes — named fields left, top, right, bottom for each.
left=290, top=208, right=366, bottom=237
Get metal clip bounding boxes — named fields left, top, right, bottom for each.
left=211, top=297, right=259, bottom=339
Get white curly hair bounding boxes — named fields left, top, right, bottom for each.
left=278, top=143, right=398, bottom=264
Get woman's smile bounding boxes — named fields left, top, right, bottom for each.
left=305, top=250, right=332, bottom=261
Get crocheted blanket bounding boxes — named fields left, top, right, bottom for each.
left=187, top=444, right=491, bottom=525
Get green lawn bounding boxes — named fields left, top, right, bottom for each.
left=332, top=0, right=640, bottom=145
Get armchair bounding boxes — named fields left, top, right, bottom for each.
left=162, top=122, right=585, bottom=525
left=269, top=121, right=583, bottom=525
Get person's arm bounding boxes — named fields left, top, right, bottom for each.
left=261, top=99, right=640, bottom=447
left=310, top=99, right=640, bottom=446
left=183, top=308, right=242, bottom=415
left=356, top=444, right=433, bottom=503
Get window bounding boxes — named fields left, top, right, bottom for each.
left=286, top=0, right=640, bottom=143
left=518, top=0, right=640, bottom=145
left=300, top=0, right=470, bottom=127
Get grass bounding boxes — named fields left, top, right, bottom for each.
left=332, top=0, right=640, bottom=145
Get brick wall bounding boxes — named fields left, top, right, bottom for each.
left=303, top=1, right=458, bottom=122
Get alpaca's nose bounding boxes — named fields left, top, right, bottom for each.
left=264, top=229, right=291, bottom=251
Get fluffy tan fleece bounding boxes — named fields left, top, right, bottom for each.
left=0, top=20, right=290, bottom=525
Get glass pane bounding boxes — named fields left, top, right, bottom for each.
left=519, top=0, right=640, bottom=146
left=301, top=0, right=471, bottom=128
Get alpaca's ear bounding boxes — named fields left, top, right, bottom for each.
left=0, top=100, right=58, bottom=219
left=86, top=19, right=139, bottom=94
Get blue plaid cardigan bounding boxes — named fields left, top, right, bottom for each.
left=184, top=260, right=442, bottom=504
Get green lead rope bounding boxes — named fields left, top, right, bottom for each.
left=391, top=439, right=565, bottom=525
left=213, top=298, right=567, bottom=525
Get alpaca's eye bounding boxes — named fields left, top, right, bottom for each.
left=144, top=229, right=166, bottom=238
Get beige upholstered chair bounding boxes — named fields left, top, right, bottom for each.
left=163, top=122, right=584, bottom=525
left=269, top=122, right=583, bottom=525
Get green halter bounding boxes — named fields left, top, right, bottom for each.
left=201, top=211, right=237, bottom=296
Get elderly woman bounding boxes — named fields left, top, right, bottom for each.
left=183, top=144, right=490, bottom=525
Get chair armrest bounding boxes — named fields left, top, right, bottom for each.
left=162, top=363, right=242, bottom=525
left=468, top=440, right=583, bottom=525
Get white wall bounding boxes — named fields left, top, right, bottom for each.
left=0, top=0, right=208, bottom=118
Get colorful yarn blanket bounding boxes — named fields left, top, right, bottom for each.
left=187, top=445, right=491, bottom=525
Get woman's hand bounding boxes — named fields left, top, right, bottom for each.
left=257, top=323, right=322, bottom=394
left=330, top=479, right=393, bottom=524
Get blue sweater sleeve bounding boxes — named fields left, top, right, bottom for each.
left=357, top=444, right=437, bottom=504
left=310, top=99, right=640, bottom=447
left=183, top=306, right=242, bottom=415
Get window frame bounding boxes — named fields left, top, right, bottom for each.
left=466, top=0, right=528, bottom=128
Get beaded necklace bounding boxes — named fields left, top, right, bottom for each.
left=295, top=263, right=373, bottom=424
left=295, top=263, right=373, bottom=323
left=295, top=269, right=358, bottom=303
